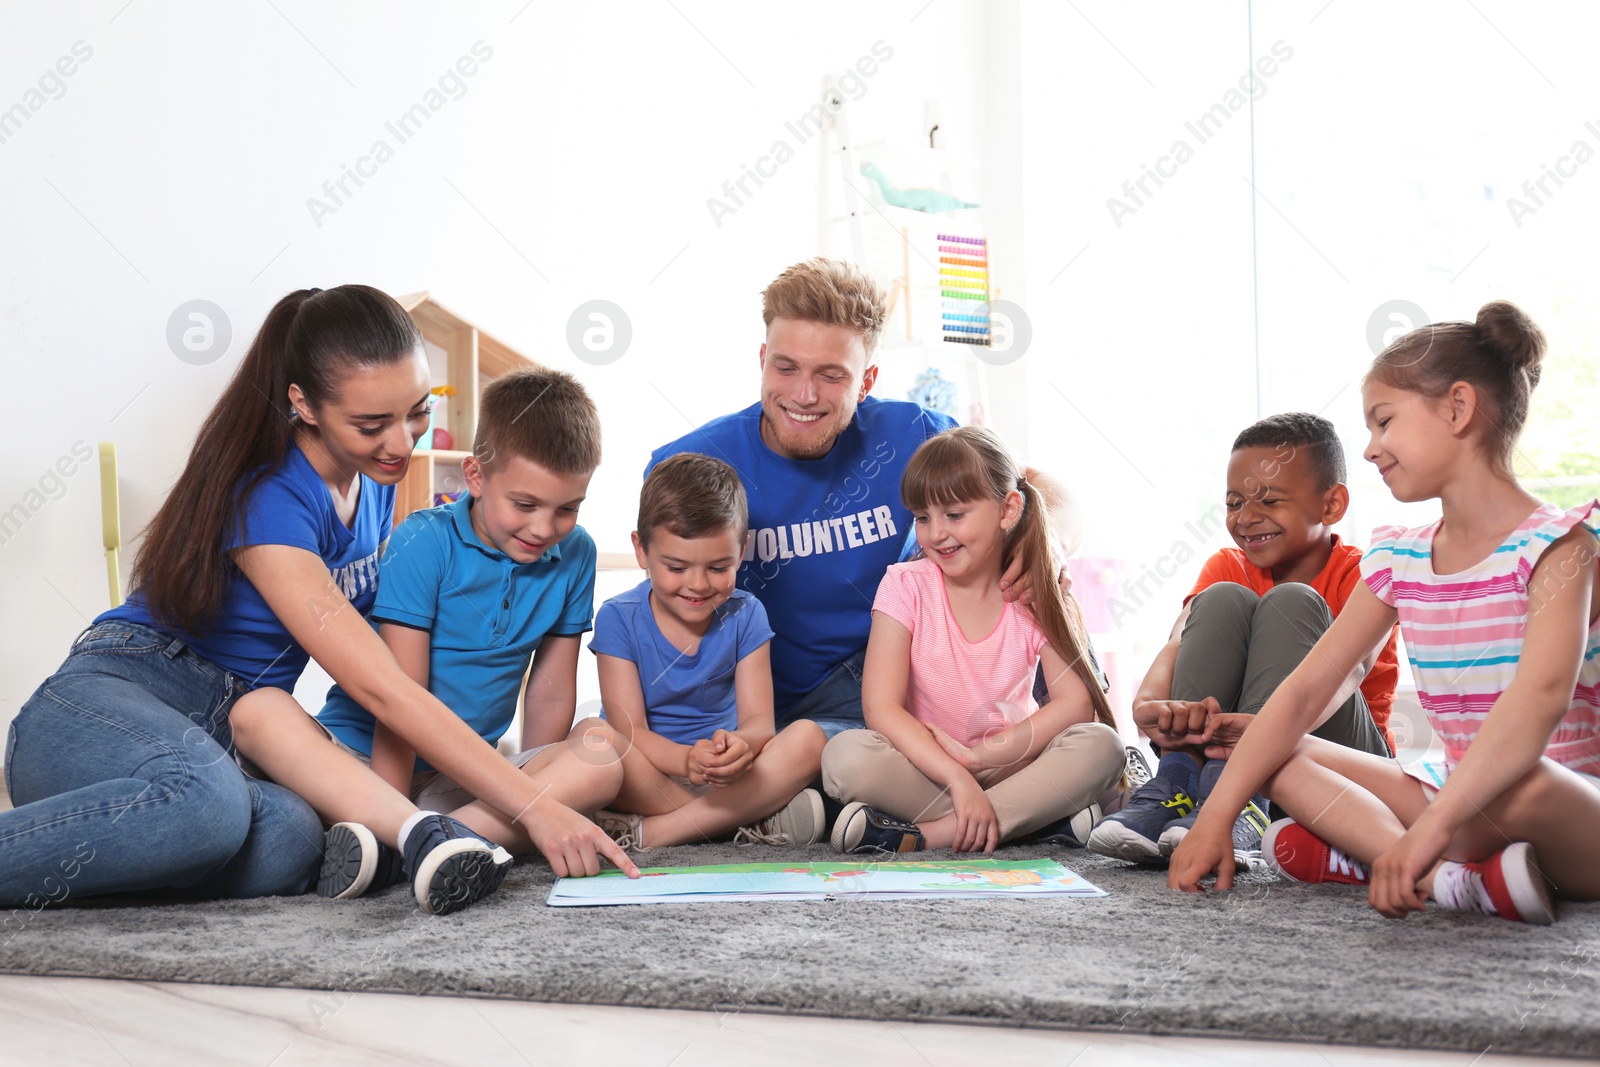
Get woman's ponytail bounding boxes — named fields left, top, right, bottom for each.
left=131, top=285, right=421, bottom=633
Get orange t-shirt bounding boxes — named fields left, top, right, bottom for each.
left=1183, top=535, right=1399, bottom=752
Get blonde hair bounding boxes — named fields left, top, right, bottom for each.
left=761, top=257, right=888, bottom=357
left=901, top=427, right=1116, bottom=730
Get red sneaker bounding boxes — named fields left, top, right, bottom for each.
left=1263, top=819, right=1369, bottom=885
left=1437, top=843, right=1555, bottom=925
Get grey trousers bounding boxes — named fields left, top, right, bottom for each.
left=1174, top=582, right=1391, bottom=758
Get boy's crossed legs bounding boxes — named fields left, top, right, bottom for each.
left=601, top=720, right=828, bottom=849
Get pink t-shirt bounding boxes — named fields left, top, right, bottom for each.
left=871, top=557, right=1048, bottom=748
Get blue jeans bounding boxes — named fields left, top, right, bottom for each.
left=777, top=650, right=867, bottom=740
left=0, top=622, right=324, bottom=908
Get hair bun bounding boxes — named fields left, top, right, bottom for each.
left=1476, top=300, right=1546, bottom=381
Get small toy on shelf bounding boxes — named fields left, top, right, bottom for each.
left=860, top=163, right=978, bottom=213
left=427, top=385, right=458, bottom=450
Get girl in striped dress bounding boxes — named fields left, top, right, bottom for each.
left=820, top=426, right=1126, bottom=855
left=1170, top=301, right=1600, bottom=924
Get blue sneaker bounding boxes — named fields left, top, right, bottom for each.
left=1018, top=803, right=1102, bottom=849
left=317, top=822, right=380, bottom=899
left=402, top=814, right=513, bottom=915
left=1085, top=752, right=1200, bottom=861
left=830, top=802, right=926, bottom=856
left=1156, top=759, right=1271, bottom=869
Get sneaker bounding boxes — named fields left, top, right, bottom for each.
left=595, top=811, right=648, bottom=853
left=1124, top=746, right=1154, bottom=790
left=317, top=822, right=379, bottom=899
left=1155, top=760, right=1272, bottom=869
left=1434, top=843, right=1555, bottom=925
left=830, top=802, right=926, bottom=856
left=733, top=788, right=826, bottom=846
left=1019, top=803, right=1102, bottom=849
left=1263, top=818, right=1369, bottom=885
left=401, top=814, right=513, bottom=915
left=1086, top=752, right=1200, bottom=861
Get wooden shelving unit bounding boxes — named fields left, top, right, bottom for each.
left=393, top=292, right=540, bottom=527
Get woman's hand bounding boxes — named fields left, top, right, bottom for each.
left=949, top=777, right=1000, bottom=853
left=1369, top=817, right=1450, bottom=918
left=1168, top=817, right=1236, bottom=892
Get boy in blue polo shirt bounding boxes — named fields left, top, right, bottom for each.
left=231, top=369, right=631, bottom=911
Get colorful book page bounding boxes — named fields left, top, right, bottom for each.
left=547, top=857, right=1107, bottom=906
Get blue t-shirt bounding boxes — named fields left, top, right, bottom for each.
left=648, top=396, right=956, bottom=712
left=589, top=580, right=774, bottom=744
left=317, top=495, right=597, bottom=770
left=99, top=441, right=392, bottom=692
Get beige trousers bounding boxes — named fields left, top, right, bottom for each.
left=820, top=722, right=1125, bottom=842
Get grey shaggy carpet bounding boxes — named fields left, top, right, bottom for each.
left=2, top=842, right=1597, bottom=1058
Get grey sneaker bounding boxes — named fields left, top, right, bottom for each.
left=733, top=788, right=826, bottom=846
left=1156, top=758, right=1271, bottom=871
left=317, top=822, right=380, bottom=899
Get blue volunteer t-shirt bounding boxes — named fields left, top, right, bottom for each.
left=98, top=441, right=391, bottom=692
left=589, top=580, right=774, bottom=744
left=648, top=396, right=955, bottom=713
left=317, top=495, right=597, bottom=770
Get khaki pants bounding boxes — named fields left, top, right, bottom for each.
left=821, top=722, right=1125, bottom=842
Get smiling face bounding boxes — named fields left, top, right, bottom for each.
left=1362, top=379, right=1462, bottom=503
left=913, top=492, right=1021, bottom=583
left=463, top=453, right=592, bottom=564
left=633, top=524, right=744, bottom=635
left=757, top=317, right=879, bottom=461
left=290, top=354, right=433, bottom=487
left=1224, top=445, right=1346, bottom=577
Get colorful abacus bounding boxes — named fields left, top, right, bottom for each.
left=938, top=234, right=989, bottom=346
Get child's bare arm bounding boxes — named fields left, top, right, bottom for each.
left=727, top=642, right=776, bottom=750
left=595, top=652, right=693, bottom=778
left=862, top=611, right=976, bottom=791
left=368, top=621, right=428, bottom=793
left=521, top=635, right=581, bottom=750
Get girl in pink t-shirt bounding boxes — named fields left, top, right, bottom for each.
left=820, top=426, right=1125, bottom=855
left=1171, top=301, right=1600, bottom=925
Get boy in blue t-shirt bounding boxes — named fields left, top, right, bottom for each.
left=231, top=369, right=630, bottom=907
left=590, top=453, right=829, bottom=851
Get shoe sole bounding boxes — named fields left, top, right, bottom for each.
left=318, top=823, right=378, bottom=899
left=829, top=802, right=869, bottom=854
left=1499, top=842, right=1556, bottom=925
left=1156, top=822, right=1188, bottom=858
left=1086, top=820, right=1163, bottom=862
left=414, top=839, right=513, bottom=915
left=786, top=789, right=827, bottom=846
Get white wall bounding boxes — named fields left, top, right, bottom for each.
left=1, top=1, right=1002, bottom=731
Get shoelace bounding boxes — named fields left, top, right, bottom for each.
left=732, top=817, right=792, bottom=846
left=1433, top=863, right=1500, bottom=916
left=1125, top=749, right=1153, bottom=790
left=598, top=815, right=646, bottom=853
left=1328, top=847, right=1369, bottom=881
